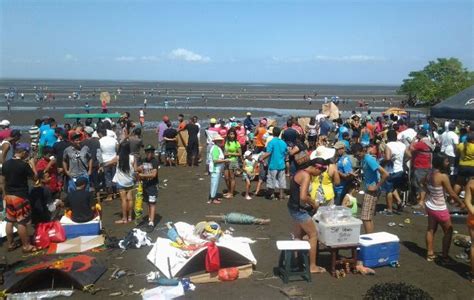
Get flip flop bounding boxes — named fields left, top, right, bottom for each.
left=22, top=245, right=39, bottom=254
left=310, top=266, right=326, bottom=274
left=8, top=240, right=21, bottom=252
left=115, top=219, right=128, bottom=224
left=426, top=254, right=437, bottom=262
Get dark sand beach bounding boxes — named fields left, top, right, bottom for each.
left=0, top=80, right=469, bottom=299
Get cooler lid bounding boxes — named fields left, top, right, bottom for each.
left=358, top=232, right=399, bottom=246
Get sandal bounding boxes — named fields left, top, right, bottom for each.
left=310, top=266, right=326, bottom=274
left=115, top=219, right=128, bottom=224
left=426, top=254, right=437, bottom=262
left=8, top=240, right=21, bottom=252
left=22, top=245, right=39, bottom=254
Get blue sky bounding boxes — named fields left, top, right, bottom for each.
left=1, top=0, right=472, bottom=84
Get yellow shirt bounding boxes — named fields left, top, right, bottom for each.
left=457, top=142, right=474, bottom=167
left=310, top=171, right=335, bottom=202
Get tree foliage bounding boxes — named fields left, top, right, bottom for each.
left=398, top=58, right=474, bottom=105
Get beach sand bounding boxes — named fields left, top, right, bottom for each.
left=0, top=80, right=469, bottom=299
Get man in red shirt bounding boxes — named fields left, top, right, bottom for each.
left=35, top=147, right=61, bottom=197
left=407, top=129, right=435, bottom=208
left=0, top=120, right=12, bottom=142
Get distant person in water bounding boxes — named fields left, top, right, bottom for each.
left=101, top=100, right=108, bottom=113
left=85, top=102, right=90, bottom=114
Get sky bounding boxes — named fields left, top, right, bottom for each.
left=0, top=0, right=473, bottom=85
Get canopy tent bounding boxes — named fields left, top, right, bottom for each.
left=431, top=85, right=474, bottom=120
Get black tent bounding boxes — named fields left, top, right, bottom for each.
left=431, top=85, right=474, bottom=120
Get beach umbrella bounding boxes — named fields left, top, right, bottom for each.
left=100, top=91, right=111, bottom=103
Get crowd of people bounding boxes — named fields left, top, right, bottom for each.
left=0, top=108, right=473, bottom=282
left=202, top=111, right=474, bottom=280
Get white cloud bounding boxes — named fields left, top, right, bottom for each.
left=115, top=56, right=137, bottom=62
left=313, top=55, right=384, bottom=62
left=140, top=56, right=160, bottom=62
left=169, top=48, right=210, bottom=63
left=64, top=54, right=78, bottom=62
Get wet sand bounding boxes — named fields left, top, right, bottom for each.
left=0, top=80, right=469, bottom=299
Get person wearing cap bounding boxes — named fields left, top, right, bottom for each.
left=288, top=156, right=330, bottom=274
left=352, top=143, right=389, bottom=233
left=63, top=133, right=92, bottom=193
left=208, top=134, right=229, bottom=204
left=242, top=150, right=257, bottom=200
left=254, top=119, right=267, bottom=154
left=81, top=126, right=102, bottom=195
left=243, top=112, right=256, bottom=132
left=139, top=108, right=145, bottom=126
left=156, top=116, right=170, bottom=164
left=63, top=176, right=96, bottom=223
left=334, top=141, right=356, bottom=205
left=259, top=127, right=287, bottom=200
left=137, top=145, right=159, bottom=227
left=163, top=121, right=178, bottom=166
left=3, top=144, right=38, bottom=253
left=309, top=146, right=340, bottom=206
left=0, top=120, right=12, bottom=142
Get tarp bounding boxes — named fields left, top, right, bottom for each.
left=147, top=222, right=257, bottom=278
left=3, top=254, right=106, bottom=293
left=431, top=85, right=474, bottom=120
left=322, top=102, right=340, bottom=120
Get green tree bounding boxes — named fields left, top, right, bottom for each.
left=398, top=58, right=474, bottom=105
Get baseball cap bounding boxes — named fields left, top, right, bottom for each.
left=144, top=144, right=156, bottom=152
left=84, top=126, right=94, bottom=135
left=210, top=118, right=217, bottom=124
left=16, top=143, right=30, bottom=152
left=310, top=146, right=336, bottom=160
left=246, top=112, right=252, bottom=116
left=0, top=120, right=10, bottom=127
left=334, top=141, right=346, bottom=150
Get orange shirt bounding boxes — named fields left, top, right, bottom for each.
left=254, top=127, right=267, bottom=147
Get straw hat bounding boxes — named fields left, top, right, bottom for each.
left=310, top=146, right=336, bottom=160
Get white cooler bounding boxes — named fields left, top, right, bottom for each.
left=316, top=217, right=362, bottom=246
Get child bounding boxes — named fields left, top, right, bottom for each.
left=242, top=151, right=257, bottom=200
left=64, top=177, right=96, bottom=223
left=254, top=152, right=267, bottom=197
left=342, top=181, right=359, bottom=216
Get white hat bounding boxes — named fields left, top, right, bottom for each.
left=244, top=150, right=252, bottom=157
left=0, top=120, right=10, bottom=127
left=84, top=126, right=94, bottom=134
left=310, top=146, right=335, bottom=160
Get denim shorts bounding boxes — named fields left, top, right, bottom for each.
left=288, top=207, right=311, bottom=223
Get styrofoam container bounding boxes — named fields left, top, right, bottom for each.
left=358, top=232, right=400, bottom=267
left=316, top=217, right=362, bottom=246
left=60, top=216, right=101, bottom=239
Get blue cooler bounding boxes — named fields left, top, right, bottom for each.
left=358, top=232, right=400, bottom=267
